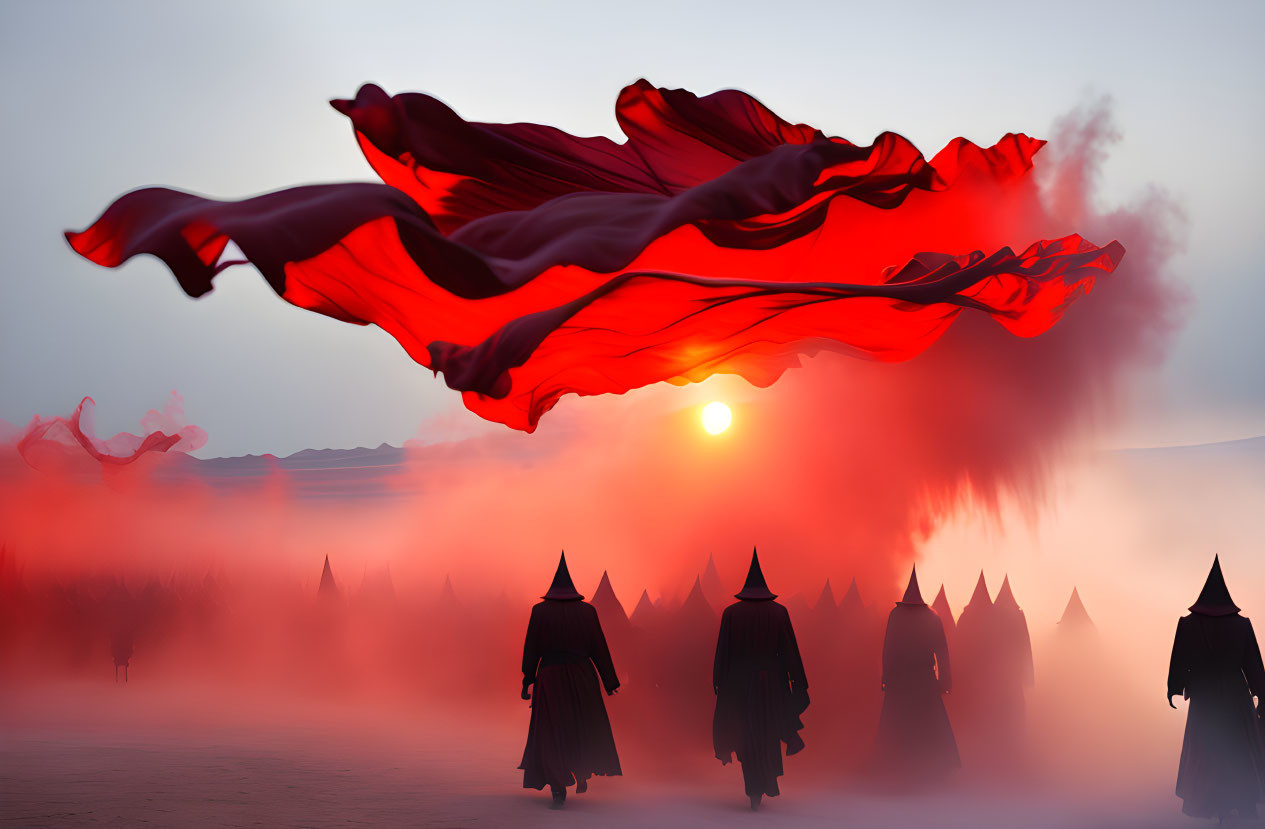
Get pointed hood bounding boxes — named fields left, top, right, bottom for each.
left=932, top=585, right=954, bottom=627
left=543, top=551, right=583, bottom=600
left=735, top=548, right=776, bottom=600
left=966, top=571, right=992, bottom=608
left=897, top=565, right=925, bottom=605
left=1058, top=587, right=1095, bottom=629
left=317, top=555, right=338, bottom=598
left=1190, top=555, right=1240, bottom=616
left=994, top=575, right=1021, bottom=611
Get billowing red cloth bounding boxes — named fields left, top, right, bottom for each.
left=65, top=81, right=1125, bottom=431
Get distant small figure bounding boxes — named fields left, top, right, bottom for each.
left=111, top=628, right=133, bottom=682
left=712, top=549, right=809, bottom=810
left=871, top=566, right=959, bottom=780
left=519, top=552, right=621, bottom=808
left=1168, top=555, right=1265, bottom=820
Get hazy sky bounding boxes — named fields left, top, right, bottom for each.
left=2, top=0, right=1262, bottom=457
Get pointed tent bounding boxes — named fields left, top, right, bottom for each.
left=317, top=555, right=339, bottom=599
left=898, top=565, right=925, bottom=605
left=815, top=579, right=838, bottom=613
left=1057, top=586, right=1095, bottom=630
left=630, top=589, right=657, bottom=627
left=701, top=554, right=726, bottom=611
left=591, top=570, right=629, bottom=622
left=680, top=575, right=718, bottom=625
left=932, top=585, right=955, bottom=631
left=543, top=551, right=583, bottom=600
left=735, top=547, right=776, bottom=600
left=439, top=573, right=458, bottom=603
left=1190, top=555, right=1240, bottom=616
left=839, top=577, right=864, bottom=614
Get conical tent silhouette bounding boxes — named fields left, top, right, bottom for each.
left=815, top=579, right=837, bottom=611
left=592, top=571, right=627, bottom=620
left=543, top=551, right=583, bottom=600
left=1189, top=555, right=1239, bottom=616
left=898, top=565, right=925, bottom=605
left=630, top=589, right=656, bottom=626
left=839, top=577, right=864, bottom=614
left=317, top=555, right=338, bottom=598
left=735, top=548, right=776, bottom=600
left=1058, top=587, right=1095, bottom=629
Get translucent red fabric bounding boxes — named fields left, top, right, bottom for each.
left=66, top=81, right=1125, bottom=431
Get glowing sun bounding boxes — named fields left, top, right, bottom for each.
left=701, top=401, right=732, bottom=435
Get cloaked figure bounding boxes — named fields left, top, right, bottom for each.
left=110, top=627, right=133, bottom=683
left=1167, top=556, right=1265, bottom=820
left=712, top=549, right=809, bottom=809
left=872, top=566, right=959, bottom=780
left=990, top=576, right=1034, bottom=746
left=520, top=553, right=621, bottom=808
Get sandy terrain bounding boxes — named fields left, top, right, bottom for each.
left=0, top=682, right=1194, bottom=829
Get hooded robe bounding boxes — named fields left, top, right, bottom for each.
left=712, top=550, right=809, bottom=797
left=872, top=566, right=959, bottom=777
left=520, top=553, right=622, bottom=792
left=1168, top=556, right=1265, bottom=819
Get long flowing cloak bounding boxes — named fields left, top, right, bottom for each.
left=712, top=599, right=808, bottom=797
left=520, top=599, right=621, bottom=790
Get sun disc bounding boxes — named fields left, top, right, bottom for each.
left=701, top=401, right=732, bottom=435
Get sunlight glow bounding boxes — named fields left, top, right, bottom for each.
left=701, top=401, right=732, bottom=435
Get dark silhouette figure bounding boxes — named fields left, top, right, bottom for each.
left=713, top=549, right=809, bottom=809
left=932, top=584, right=955, bottom=643
left=520, top=552, right=621, bottom=808
left=991, top=576, right=1034, bottom=745
left=110, top=627, right=133, bottom=682
left=872, top=566, right=959, bottom=779
left=1168, top=556, right=1265, bottom=820
left=650, top=576, right=721, bottom=763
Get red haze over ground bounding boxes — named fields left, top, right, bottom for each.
left=1, top=99, right=1193, bottom=825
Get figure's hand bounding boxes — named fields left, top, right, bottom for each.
left=713, top=685, right=720, bottom=696
left=522, top=683, right=532, bottom=701
left=606, top=687, right=618, bottom=697
left=880, top=681, right=887, bottom=692
left=1167, top=693, right=1177, bottom=709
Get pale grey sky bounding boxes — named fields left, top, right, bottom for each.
left=1, top=0, right=1262, bottom=456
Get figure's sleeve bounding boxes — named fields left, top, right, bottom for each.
left=933, top=615, right=952, bottom=693
left=779, top=608, right=809, bottom=689
left=1167, top=618, right=1191, bottom=698
left=1242, top=619, right=1265, bottom=701
left=713, top=608, right=732, bottom=692
left=588, top=608, right=620, bottom=694
left=522, top=605, right=542, bottom=685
